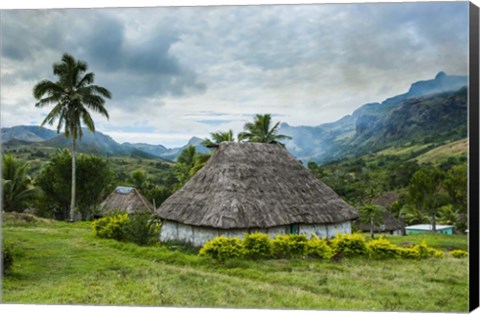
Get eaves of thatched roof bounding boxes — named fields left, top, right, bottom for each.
left=156, top=142, right=358, bottom=229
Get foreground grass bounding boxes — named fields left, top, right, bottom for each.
left=2, top=214, right=468, bottom=312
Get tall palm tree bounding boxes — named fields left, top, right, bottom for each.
left=238, top=114, right=292, bottom=144
left=201, top=130, right=235, bottom=147
left=33, top=53, right=111, bottom=221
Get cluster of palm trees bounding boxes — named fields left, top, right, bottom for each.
left=201, top=113, right=292, bottom=147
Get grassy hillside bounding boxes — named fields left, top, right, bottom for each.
left=312, top=137, right=467, bottom=206
left=2, top=213, right=468, bottom=311
left=414, top=138, right=468, bottom=164
left=375, top=138, right=468, bottom=165
left=2, top=144, right=175, bottom=185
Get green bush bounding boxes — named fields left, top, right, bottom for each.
left=2, top=241, right=14, bottom=274
left=415, top=241, right=444, bottom=258
left=306, top=234, right=333, bottom=259
left=366, top=238, right=400, bottom=259
left=124, top=214, right=161, bottom=246
left=242, top=232, right=272, bottom=259
left=271, top=234, right=309, bottom=258
left=330, top=233, right=367, bottom=257
left=92, top=214, right=130, bottom=241
left=199, top=236, right=243, bottom=260
left=449, top=249, right=468, bottom=258
left=397, top=247, right=419, bottom=259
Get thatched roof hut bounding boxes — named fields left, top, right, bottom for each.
left=156, top=142, right=358, bottom=246
left=99, top=186, right=153, bottom=215
left=354, top=192, right=403, bottom=234
left=355, top=211, right=403, bottom=233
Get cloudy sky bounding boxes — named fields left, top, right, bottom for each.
left=0, top=1, right=470, bottom=147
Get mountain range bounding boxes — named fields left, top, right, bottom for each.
left=1, top=125, right=209, bottom=162
left=1, top=72, right=468, bottom=164
left=279, top=71, right=467, bottom=163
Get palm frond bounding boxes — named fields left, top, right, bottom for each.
left=40, top=103, right=65, bottom=127
left=81, top=110, right=95, bottom=133
left=238, top=131, right=251, bottom=142
left=33, top=80, right=64, bottom=100
left=273, top=134, right=292, bottom=140
left=201, top=138, right=215, bottom=147
left=88, top=85, right=112, bottom=98
left=81, top=95, right=109, bottom=119
left=77, top=72, right=94, bottom=87
left=211, top=130, right=234, bottom=143
left=267, top=121, right=280, bottom=137
left=34, top=95, right=63, bottom=108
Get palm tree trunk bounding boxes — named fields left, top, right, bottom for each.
left=70, top=137, right=77, bottom=221
left=370, top=217, right=375, bottom=239
left=400, top=215, right=406, bottom=236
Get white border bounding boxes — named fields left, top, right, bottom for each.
left=0, top=0, right=477, bottom=9
left=1, top=1, right=477, bottom=314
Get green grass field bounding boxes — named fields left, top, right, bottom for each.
left=1, top=213, right=469, bottom=311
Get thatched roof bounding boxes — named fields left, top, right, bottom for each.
left=100, top=186, right=153, bottom=214
left=156, top=142, right=358, bottom=229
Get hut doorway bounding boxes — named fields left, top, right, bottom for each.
left=290, top=224, right=299, bottom=235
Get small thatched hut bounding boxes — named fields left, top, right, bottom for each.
left=99, top=186, right=154, bottom=216
left=156, top=142, right=358, bottom=246
left=354, top=192, right=403, bottom=235
left=355, top=211, right=403, bottom=235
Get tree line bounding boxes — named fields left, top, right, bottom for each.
left=308, top=155, right=468, bottom=235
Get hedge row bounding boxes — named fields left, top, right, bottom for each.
left=199, top=233, right=467, bottom=261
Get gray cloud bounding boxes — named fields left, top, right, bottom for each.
left=1, top=8, right=207, bottom=108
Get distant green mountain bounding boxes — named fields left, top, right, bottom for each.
left=279, top=72, right=468, bottom=164
left=158, top=137, right=209, bottom=160
left=43, top=130, right=131, bottom=156
left=122, top=137, right=209, bottom=161
left=1, top=125, right=57, bottom=142
left=2, top=127, right=159, bottom=160
left=122, top=142, right=169, bottom=156
left=341, top=87, right=467, bottom=158
left=2, top=125, right=207, bottom=162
